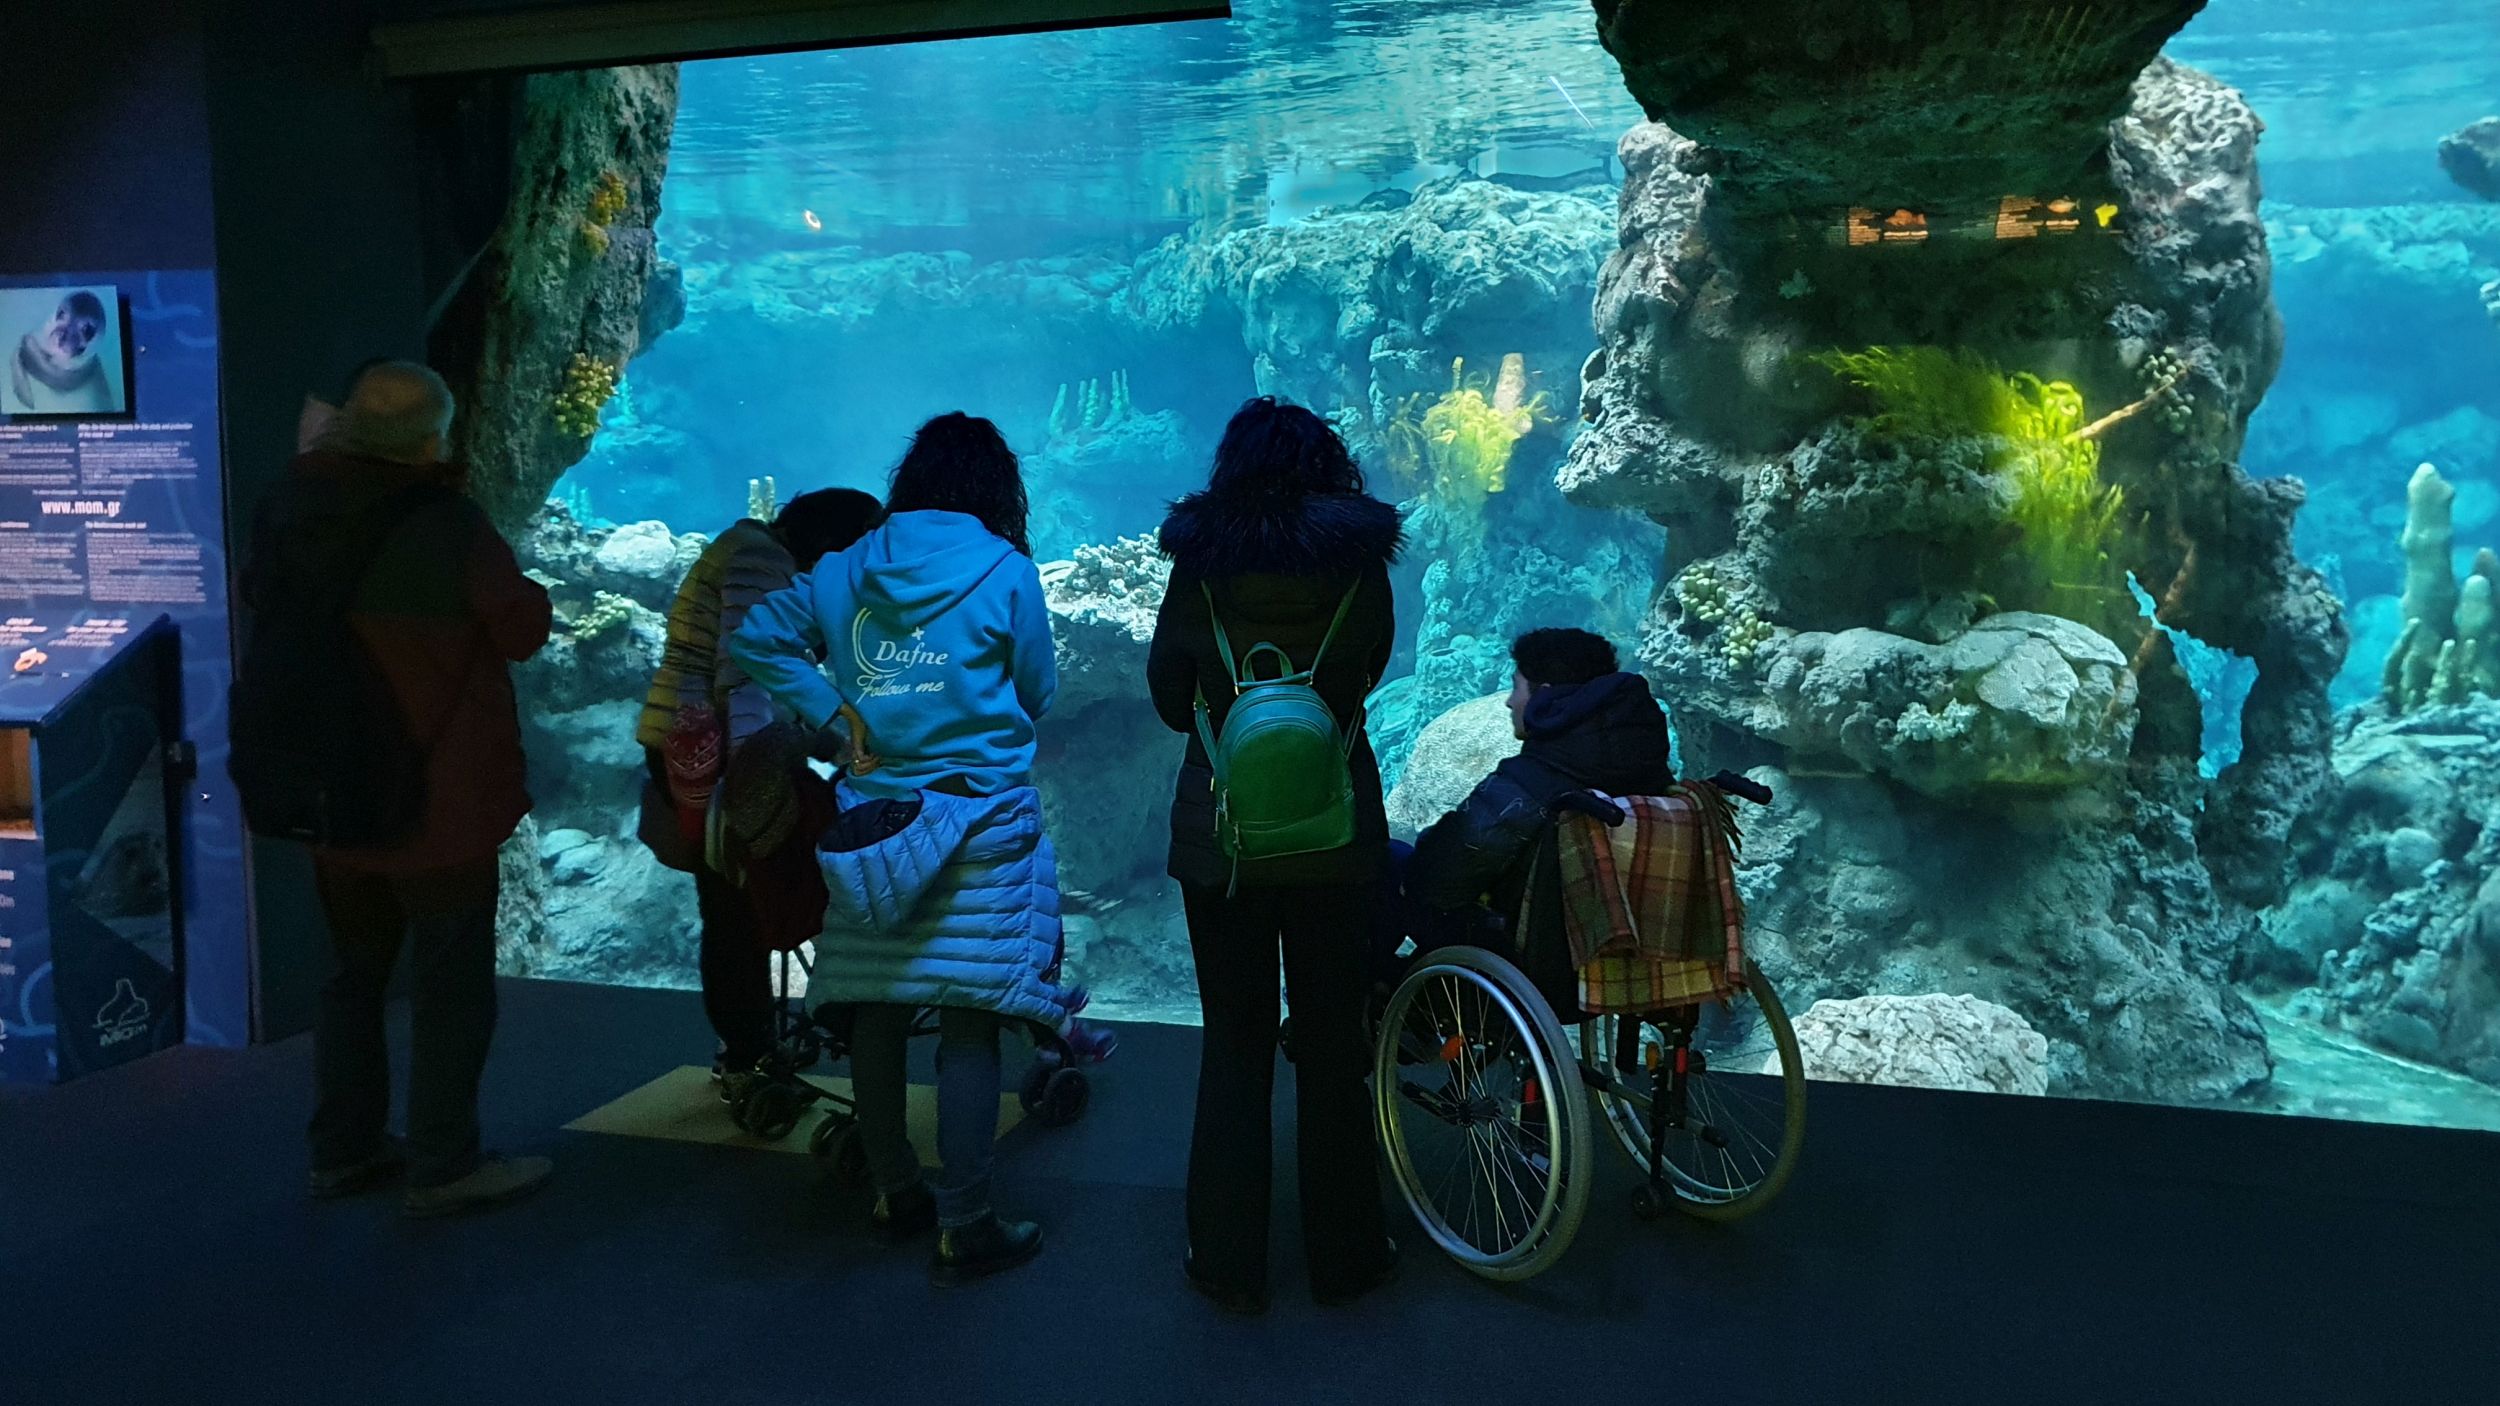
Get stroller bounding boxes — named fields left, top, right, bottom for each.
left=650, top=714, right=1111, bottom=1184
left=725, top=949, right=1109, bottom=1186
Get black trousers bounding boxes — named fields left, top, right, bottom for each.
left=1182, top=880, right=1390, bottom=1298
left=647, top=748, right=776, bottom=1069
left=309, top=857, right=500, bottom=1189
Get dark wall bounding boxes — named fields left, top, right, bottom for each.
left=202, top=1, right=442, bottom=1040
left=0, top=0, right=217, bottom=271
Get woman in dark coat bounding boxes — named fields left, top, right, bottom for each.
left=1147, top=397, right=1403, bottom=1313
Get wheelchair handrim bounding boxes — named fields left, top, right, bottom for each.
left=1375, top=949, right=1591, bottom=1280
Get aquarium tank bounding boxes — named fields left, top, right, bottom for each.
left=489, top=0, right=2500, bottom=1133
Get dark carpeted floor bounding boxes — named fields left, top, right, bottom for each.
left=3, top=977, right=2493, bottom=1404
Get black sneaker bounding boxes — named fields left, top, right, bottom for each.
left=1313, top=1238, right=1400, bottom=1307
left=307, top=1138, right=406, bottom=1201
left=931, top=1214, right=1044, bottom=1284
left=869, top=1183, right=938, bottom=1245
left=1184, top=1251, right=1269, bottom=1316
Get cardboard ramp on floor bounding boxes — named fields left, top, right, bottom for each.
left=565, top=1066, right=1023, bottom=1153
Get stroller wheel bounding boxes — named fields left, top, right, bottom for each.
left=746, top=1080, right=805, bottom=1141
left=1630, top=1183, right=1667, bottom=1222
left=1024, top=1067, right=1089, bottom=1128
left=810, top=1116, right=869, bottom=1187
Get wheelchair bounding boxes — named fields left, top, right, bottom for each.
left=1371, top=782, right=1806, bottom=1282
left=722, top=945, right=1101, bottom=1188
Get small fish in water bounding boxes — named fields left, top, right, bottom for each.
left=1780, top=270, right=1815, bottom=299
left=801, top=209, right=823, bottom=233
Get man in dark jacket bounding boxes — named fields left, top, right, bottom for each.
left=1404, top=629, right=1675, bottom=1016
left=243, top=362, right=555, bottom=1217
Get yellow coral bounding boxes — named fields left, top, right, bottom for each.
left=574, top=590, right=635, bottom=638
left=578, top=170, right=628, bottom=261
left=554, top=353, right=619, bottom=440
left=588, top=171, right=628, bottom=224
left=1677, top=563, right=1772, bottom=670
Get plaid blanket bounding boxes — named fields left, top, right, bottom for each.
left=1546, top=784, right=1747, bottom=1014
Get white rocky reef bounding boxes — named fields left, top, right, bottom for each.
left=1780, top=993, right=2052, bottom=1097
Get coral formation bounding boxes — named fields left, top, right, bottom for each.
left=2267, top=699, right=2500, bottom=1085
left=1674, top=562, right=1774, bottom=671
left=1046, top=370, right=1135, bottom=441
left=1126, top=176, right=1613, bottom=468
left=747, top=475, right=777, bottom=521
left=2382, top=463, right=2500, bottom=711
left=553, top=354, right=620, bottom=440
left=1755, top=613, right=2138, bottom=798
left=434, top=65, right=682, bottom=532
left=1780, top=993, right=2051, bottom=1096
left=579, top=169, right=630, bottom=259
left=1561, top=54, right=2339, bottom=1099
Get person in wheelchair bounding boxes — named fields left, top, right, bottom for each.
left=1397, top=628, right=1674, bottom=1019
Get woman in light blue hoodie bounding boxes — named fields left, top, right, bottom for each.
left=727, top=413, right=1069, bottom=1283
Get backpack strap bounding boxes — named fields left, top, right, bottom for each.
left=1306, top=581, right=1360, bottom=676
left=1200, top=580, right=1243, bottom=686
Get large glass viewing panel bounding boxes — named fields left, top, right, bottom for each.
left=505, top=0, right=2500, bottom=1133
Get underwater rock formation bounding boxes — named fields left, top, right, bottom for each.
left=1039, top=535, right=1167, bottom=718
left=435, top=65, right=683, bottom=534
left=1023, top=413, right=1193, bottom=559
left=1751, top=613, right=2138, bottom=799
left=1034, top=536, right=1192, bottom=1020
left=1127, top=177, right=1615, bottom=462
left=495, top=504, right=701, bottom=988
left=1565, top=50, right=2340, bottom=1099
left=1124, top=174, right=1656, bottom=789
left=1592, top=0, right=2208, bottom=226
left=1781, top=992, right=2051, bottom=1096
left=2268, top=700, right=2500, bottom=1086
left=2441, top=118, right=2500, bottom=203
left=1385, top=693, right=1519, bottom=837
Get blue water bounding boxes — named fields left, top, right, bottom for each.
left=542, top=0, right=2500, bottom=1125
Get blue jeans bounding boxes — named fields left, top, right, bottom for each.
left=848, top=1004, right=1002, bottom=1227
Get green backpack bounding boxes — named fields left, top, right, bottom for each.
left=1192, top=580, right=1362, bottom=890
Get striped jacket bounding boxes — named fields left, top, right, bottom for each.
left=637, top=518, right=797, bottom=753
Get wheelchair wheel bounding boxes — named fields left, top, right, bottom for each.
left=1582, top=958, right=1805, bottom=1221
left=1374, top=946, right=1591, bottom=1282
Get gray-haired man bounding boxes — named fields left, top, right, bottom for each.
left=237, top=361, right=554, bottom=1216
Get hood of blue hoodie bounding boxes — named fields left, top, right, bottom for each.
left=847, top=510, right=1018, bottom=632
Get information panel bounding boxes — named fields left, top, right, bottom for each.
left=0, top=270, right=246, bottom=1070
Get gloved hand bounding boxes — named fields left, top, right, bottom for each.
left=1548, top=790, right=1627, bottom=826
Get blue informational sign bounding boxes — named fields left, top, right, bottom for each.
left=0, top=619, right=185, bottom=1082
left=0, top=270, right=248, bottom=1068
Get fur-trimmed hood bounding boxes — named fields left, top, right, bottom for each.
left=1156, top=489, right=1405, bottom=579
